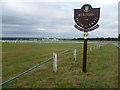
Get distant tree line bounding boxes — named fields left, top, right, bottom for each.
left=1, top=35, right=120, bottom=41
left=1, top=37, right=44, bottom=40
left=1, top=37, right=72, bottom=40
left=73, top=37, right=120, bottom=41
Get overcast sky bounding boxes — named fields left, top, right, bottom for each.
left=1, top=0, right=119, bottom=38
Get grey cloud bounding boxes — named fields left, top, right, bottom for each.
left=2, top=2, right=118, bottom=38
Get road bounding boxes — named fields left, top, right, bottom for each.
left=112, top=42, right=120, bottom=48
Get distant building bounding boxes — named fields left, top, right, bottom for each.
left=42, top=38, right=58, bottom=41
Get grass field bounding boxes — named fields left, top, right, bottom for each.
left=2, top=43, right=118, bottom=88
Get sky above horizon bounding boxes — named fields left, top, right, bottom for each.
left=1, top=0, right=119, bottom=38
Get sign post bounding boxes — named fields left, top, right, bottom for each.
left=74, top=4, right=100, bottom=73
left=83, top=38, right=87, bottom=72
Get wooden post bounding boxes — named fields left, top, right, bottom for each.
left=82, top=39, right=87, bottom=73
left=53, top=53, right=57, bottom=72
left=90, top=47, right=92, bottom=51
left=97, top=45, right=99, bottom=49
left=99, top=45, right=101, bottom=48
left=73, top=49, right=76, bottom=61
left=94, top=45, right=96, bottom=49
left=82, top=32, right=88, bottom=73
left=99, top=45, right=100, bottom=49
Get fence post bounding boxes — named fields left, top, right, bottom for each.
left=53, top=53, right=57, bottom=72
left=97, top=45, right=99, bottom=49
left=94, top=45, right=96, bottom=49
left=73, top=49, right=76, bottom=61
left=98, top=45, right=100, bottom=49
left=90, top=47, right=92, bottom=51
left=99, top=45, right=100, bottom=49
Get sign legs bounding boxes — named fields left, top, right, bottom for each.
left=82, top=39, right=87, bottom=73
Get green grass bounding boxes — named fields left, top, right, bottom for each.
left=2, top=43, right=118, bottom=88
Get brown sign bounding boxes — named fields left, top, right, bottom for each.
left=74, top=24, right=99, bottom=32
left=74, top=4, right=100, bottom=30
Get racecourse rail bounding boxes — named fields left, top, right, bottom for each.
left=0, top=43, right=106, bottom=86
